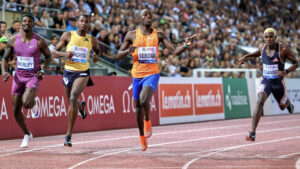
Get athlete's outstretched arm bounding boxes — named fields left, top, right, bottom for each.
left=158, top=31, right=195, bottom=55
left=1, top=37, right=15, bottom=81
left=239, top=43, right=263, bottom=65
left=91, top=37, right=101, bottom=63
left=52, top=32, right=73, bottom=59
left=116, top=31, right=135, bottom=60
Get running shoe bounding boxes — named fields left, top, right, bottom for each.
left=20, top=133, right=33, bottom=148
left=144, top=120, right=152, bottom=138
left=245, top=132, right=255, bottom=141
left=78, top=101, right=87, bottom=119
left=287, top=103, right=294, bottom=114
left=64, top=136, right=72, bottom=147
left=140, top=136, right=148, bottom=151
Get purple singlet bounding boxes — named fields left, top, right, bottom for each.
left=11, top=33, right=42, bottom=95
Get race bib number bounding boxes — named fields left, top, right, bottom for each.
left=263, top=64, right=279, bottom=78
left=17, top=56, right=34, bottom=70
left=70, top=46, right=89, bottom=63
left=138, top=47, right=157, bottom=63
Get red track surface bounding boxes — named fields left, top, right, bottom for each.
left=1, top=114, right=300, bottom=169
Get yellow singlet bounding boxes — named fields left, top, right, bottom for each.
left=132, top=28, right=160, bottom=78
left=65, top=31, right=92, bottom=71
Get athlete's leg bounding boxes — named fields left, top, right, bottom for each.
left=134, top=99, right=148, bottom=151
left=12, top=94, right=30, bottom=134
left=64, top=87, right=83, bottom=113
left=65, top=76, right=88, bottom=137
left=275, top=79, right=293, bottom=113
left=22, top=87, right=37, bottom=109
left=134, top=100, right=144, bottom=136
left=140, top=86, right=154, bottom=121
left=251, top=92, right=267, bottom=134
left=134, top=85, right=154, bottom=136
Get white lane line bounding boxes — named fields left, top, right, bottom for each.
left=69, top=147, right=138, bottom=169
left=68, top=126, right=300, bottom=169
left=1, top=118, right=299, bottom=156
left=182, top=136, right=300, bottom=169
left=279, top=152, right=300, bottom=158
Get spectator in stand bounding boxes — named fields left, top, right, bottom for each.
left=179, top=56, right=192, bottom=77
left=0, top=21, right=7, bottom=37
left=8, top=21, right=20, bottom=36
left=90, top=20, right=101, bottom=37
left=97, top=29, right=106, bottom=53
left=48, top=36, right=64, bottom=74
left=49, top=0, right=61, bottom=9
left=41, top=10, right=54, bottom=28
left=32, top=5, right=45, bottom=27
left=52, top=10, right=66, bottom=29
left=17, top=0, right=31, bottom=13
left=6, top=0, right=18, bottom=11
left=66, top=17, right=78, bottom=31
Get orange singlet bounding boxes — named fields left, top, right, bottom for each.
left=132, top=28, right=160, bottom=78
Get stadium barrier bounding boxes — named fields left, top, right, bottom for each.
left=0, top=76, right=299, bottom=140
left=0, top=76, right=159, bottom=140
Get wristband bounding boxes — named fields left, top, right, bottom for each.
left=285, top=69, right=290, bottom=74
left=40, top=69, right=45, bottom=75
left=184, top=42, right=190, bottom=48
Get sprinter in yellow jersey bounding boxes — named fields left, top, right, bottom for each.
left=54, top=15, right=101, bottom=147
left=116, top=9, right=197, bottom=151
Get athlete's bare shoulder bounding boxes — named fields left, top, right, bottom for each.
left=156, top=30, right=168, bottom=42
left=125, top=30, right=136, bottom=42
left=127, top=30, right=136, bottom=37
left=7, top=34, right=18, bottom=47
left=36, top=34, right=48, bottom=48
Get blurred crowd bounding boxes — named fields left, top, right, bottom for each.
left=0, top=0, right=300, bottom=77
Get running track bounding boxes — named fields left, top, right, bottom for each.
left=1, top=114, right=300, bottom=169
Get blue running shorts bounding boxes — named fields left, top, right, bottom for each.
left=132, top=73, right=160, bottom=100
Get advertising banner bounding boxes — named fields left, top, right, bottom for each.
left=222, top=78, right=251, bottom=119
left=0, top=76, right=159, bottom=140
left=194, top=84, right=223, bottom=115
left=159, top=78, right=224, bottom=124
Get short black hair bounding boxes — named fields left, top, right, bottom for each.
left=22, top=14, right=35, bottom=22
left=12, top=20, right=19, bottom=24
left=79, top=14, right=90, bottom=22
left=50, top=35, right=57, bottom=40
left=0, top=21, right=6, bottom=26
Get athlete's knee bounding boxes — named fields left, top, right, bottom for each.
left=140, top=99, right=149, bottom=108
left=69, top=93, right=79, bottom=105
left=256, top=95, right=266, bottom=107
left=23, top=100, right=34, bottom=109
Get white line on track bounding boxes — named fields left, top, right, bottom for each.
left=68, top=126, right=300, bottom=169
left=182, top=136, right=300, bottom=169
left=1, top=118, right=299, bottom=156
left=279, top=152, right=300, bottom=158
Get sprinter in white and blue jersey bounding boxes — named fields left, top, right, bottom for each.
left=239, top=28, right=298, bottom=141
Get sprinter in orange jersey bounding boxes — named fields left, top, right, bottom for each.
left=116, top=9, right=197, bottom=151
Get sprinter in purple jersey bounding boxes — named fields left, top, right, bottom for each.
left=239, top=28, right=298, bottom=141
left=1, top=15, right=53, bottom=148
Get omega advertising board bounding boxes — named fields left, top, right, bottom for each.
left=0, top=76, right=159, bottom=140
